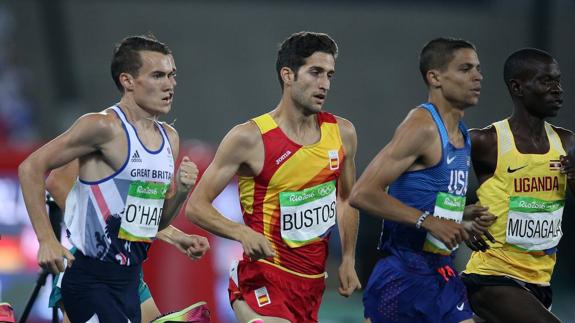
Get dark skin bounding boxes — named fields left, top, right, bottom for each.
left=467, top=58, right=574, bottom=323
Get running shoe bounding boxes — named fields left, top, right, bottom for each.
left=152, top=301, right=210, bottom=323
left=0, top=303, right=15, bottom=323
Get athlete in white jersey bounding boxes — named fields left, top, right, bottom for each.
left=46, top=160, right=211, bottom=323
left=19, top=35, right=205, bottom=323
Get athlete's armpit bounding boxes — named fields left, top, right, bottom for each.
left=46, top=160, right=80, bottom=210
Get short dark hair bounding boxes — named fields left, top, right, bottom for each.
left=419, top=37, right=476, bottom=85
left=111, top=34, right=171, bottom=92
left=276, top=31, right=338, bottom=89
left=503, top=48, right=554, bottom=90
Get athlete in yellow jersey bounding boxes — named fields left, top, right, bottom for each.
left=186, top=32, right=361, bottom=323
left=462, top=48, right=575, bottom=323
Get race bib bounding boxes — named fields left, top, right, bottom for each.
left=506, top=196, right=563, bottom=252
left=423, top=192, right=465, bottom=255
left=118, top=181, right=169, bottom=243
left=279, top=181, right=337, bottom=248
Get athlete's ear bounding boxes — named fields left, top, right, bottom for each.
left=508, top=79, right=523, bottom=97
left=119, top=73, right=135, bottom=92
left=426, top=69, right=441, bottom=88
left=280, top=67, right=296, bottom=87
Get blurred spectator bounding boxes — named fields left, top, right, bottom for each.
left=0, top=6, right=37, bottom=144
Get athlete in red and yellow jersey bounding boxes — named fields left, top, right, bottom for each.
left=186, top=31, right=361, bottom=323
left=238, top=111, right=344, bottom=276
left=462, top=49, right=575, bottom=323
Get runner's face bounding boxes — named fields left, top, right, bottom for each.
left=438, top=48, right=482, bottom=108
left=521, top=60, right=563, bottom=118
left=132, top=51, right=176, bottom=115
left=291, top=52, right=335, bottom=114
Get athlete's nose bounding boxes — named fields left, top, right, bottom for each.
left=164, top=76, right=175, bottom=91
left=550, top=80, right=562, bottom=94
left=319, top=73, right=330, bottom=92
left=473, top=68, right=483, bottom=82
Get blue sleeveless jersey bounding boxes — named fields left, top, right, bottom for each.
left=378, top=103, right=471, bottom=272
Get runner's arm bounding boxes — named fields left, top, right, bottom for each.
left=335, top=117, right=361, bottom=297
left=155, top=226, right=210, bottom=260
left=186, top=123, right=275, bottom=259
left=158, top=124, right=198, bottom=230
left=19, top=112, right=118, bottom=273
left=464, top=128, right=498, bottom=251
left=556, top=127, right=575, bottom=193
left=469, top=126, right=498, bottom=185
left=349, top=109, right=469, bottom=249
left=350, top=109, right=437, bottom=224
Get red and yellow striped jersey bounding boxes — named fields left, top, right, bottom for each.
left=238, top=112, right=344, bottom=277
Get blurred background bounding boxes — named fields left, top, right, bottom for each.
left=0, top=0, right=574, bottom=322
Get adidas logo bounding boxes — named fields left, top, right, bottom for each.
left=131, top=150, right=142, bottom=163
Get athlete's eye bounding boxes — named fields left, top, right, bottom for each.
left=546, top=79, right=560, bottom=87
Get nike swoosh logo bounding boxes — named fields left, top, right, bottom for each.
left=447, top=156, right=456, bottom=164
left=457, top=302, right=465, bottom=311
left=507, top=165, right=528, bottom=173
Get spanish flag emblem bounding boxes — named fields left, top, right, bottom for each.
left=255, top=286, right=271, bottom=307
left=328, top=150, right=339, bottom=170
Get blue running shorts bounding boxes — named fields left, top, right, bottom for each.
left=49, top=248, right=151, bottom=308
left=363, top=255, right=473, bottom=323
left=60, top=251, right=142, bottom=323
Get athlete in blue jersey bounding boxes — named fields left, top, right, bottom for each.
left=19, top=35, right=207, bottom=322
left=350, top=38, right=494, bottom=323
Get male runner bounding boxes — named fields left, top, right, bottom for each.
left=19, top=35, right=201, bottom=322
left=186, top=31, right=361, bottom=323
left=462, top=48, right=574, bottom=323
left=45, top=161, right=210, bottom=323
left=349, top=37, right=493, bottom=323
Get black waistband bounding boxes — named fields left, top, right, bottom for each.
left=72, top=250, right=142, bottom=279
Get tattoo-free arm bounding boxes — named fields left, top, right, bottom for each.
left=335, top=117, right=361, bottom=297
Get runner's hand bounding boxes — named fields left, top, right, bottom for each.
left=465, top=233, right=496, bottom=252
left=38, top=239, right=75, bottom=274
left=462, top=203, right=497, bottom=251
left=338, top=259, right=361, bottom=297
left=176, top=156, right=198, bottom=191
left=239, top=227, right=275, bottom=260
left=462, top=203, right=496, bottom=235
left=173, top=233, right=210, bottom=260
left=421, top=216, right=469, bottom=250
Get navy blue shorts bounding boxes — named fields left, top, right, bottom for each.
left=61, top=251, right=142, bottom=323
left=363, top=255, right=473, bottom=323
left=49, top=247, right=152, bottom=309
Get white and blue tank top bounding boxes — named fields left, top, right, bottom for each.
left=379, top=103, right=471, bottom=272
left=64, top=105, right=174, bottom=266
